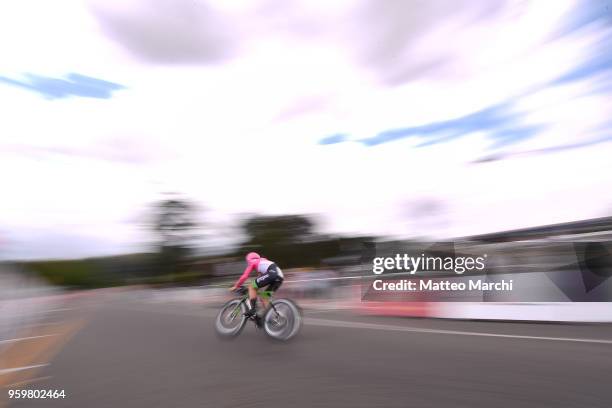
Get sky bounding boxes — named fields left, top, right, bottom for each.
left=1, top=0, right=611, bottom=260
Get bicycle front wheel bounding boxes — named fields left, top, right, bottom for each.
left=215, top=299, right=247, bottom=338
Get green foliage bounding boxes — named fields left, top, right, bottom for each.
left=22, top=211, right=374, bottom=288
left=26, top=259, right=107, bottom=288
left=136, top=271, right=208, bottom=286
left=24, top=253, right=159, bottom=288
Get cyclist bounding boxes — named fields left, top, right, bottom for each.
left=229, top=252, right=284, bottom=321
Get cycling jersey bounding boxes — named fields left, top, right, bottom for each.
left=234, top=257, right=284, bottom=288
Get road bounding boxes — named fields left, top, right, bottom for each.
left=4, top=291, right=612, bottom=408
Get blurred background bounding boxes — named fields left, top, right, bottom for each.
left=1, top=1, right=612, bottom=407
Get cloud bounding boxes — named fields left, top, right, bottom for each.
left=0, top=73, right=124, bottom=99
left=350, top=0, right=511, bottom=85
left=317, top=0, right=612, bottom=156
left=1, top=0, right=611, bottom=259
left=553, top=33, right=612, bottom=86
left=88, top=0, right=236, bottom=64
left=552, top=0, right=612, bottom=36
left=1, top=138, right=177, bottom=165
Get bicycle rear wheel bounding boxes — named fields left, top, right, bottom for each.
left=263, top=299, right=302, bottom=341
left=215, top=299, right=247, bottom=337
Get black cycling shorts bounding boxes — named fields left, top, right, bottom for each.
left=253, top=264, right=283, bottom=291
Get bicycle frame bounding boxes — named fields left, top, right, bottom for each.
left=230, top=289, right=277, bottom=321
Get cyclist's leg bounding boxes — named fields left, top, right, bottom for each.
left=254, top=272, right=277, bottom=290
left=255, top=268, right=282, bottom=308
left=246, top=280, right=258, bottom=315
left=260, top=276, right=283, bottom=310
left=267, top=277, right=283, bottom=292
left=246, top=272, right=275, bottom=317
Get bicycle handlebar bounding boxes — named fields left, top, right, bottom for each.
left=233, top=286, right=248, bottom=296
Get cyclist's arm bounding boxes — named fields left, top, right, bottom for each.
left=234, top=264, right=255, bottom=288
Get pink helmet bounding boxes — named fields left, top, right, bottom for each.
left=246, top=252, right=261, bottom=262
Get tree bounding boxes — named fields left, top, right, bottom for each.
left=239, top=214, right=378, bottom=268
left=243, top=215, right=314, bottom=246
left=151, top=196, right=199, bottom=275
left=240, top=214, right=317, bottom=267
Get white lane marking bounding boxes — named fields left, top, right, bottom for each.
left=0, top=307, right=73, bottom=318
left=0, top=334, right=57, bottom=344
left=0, top=364, right=48, bottom=375
left=303, top=308, right=352, bottom=314
left=42, top=308, right=73, bottom=313
left=5, top=376, right=52, bottom=387
left=304, top=317, right=612, bottom=344
left=117, top=302, right=612, bottom=345
left=300, top=305, right=356, bottom=314
left=22, top=322, right=62, bottom=329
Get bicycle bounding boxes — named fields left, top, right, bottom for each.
left=215, top=285, right=302, bottom=341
